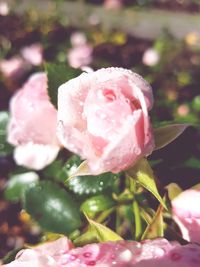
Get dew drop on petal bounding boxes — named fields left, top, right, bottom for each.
left=170, top=252, right=182, bottom=262
left=134, top=147, right=141, bottom=155
left=69, top=254, right=77, bottom=261
left=83, top=252, right=92, bottom=258
left=118, top=249, right=132, bottom=262
left=87, top=260, right=96, bottom=266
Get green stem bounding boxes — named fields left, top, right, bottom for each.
left=133, top=200, right=142, bottom=240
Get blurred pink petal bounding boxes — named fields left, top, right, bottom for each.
left=172, top=189, right=200, bottom=243
left=68, top=44, right=93, bottom=69
left=14, top=143, right=60, bottom=170
left=104, top=0, right=123, bottom=9
left=3, top=237, right=73, bottom=267
left=0, top=2, right=9, bottom=16
left=0, top=57, right=29, bottom=79
left=7, top=72, right=61, bottom=170
left=21, top=43, right=43, bottom=66
left=142, top=48, right=160, bottom=66
left=70, top=32, right=87, bottom=47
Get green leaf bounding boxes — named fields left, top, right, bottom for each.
left=81, top=195, right=115, bottom=218
left=68, top=173, right=119, bottom=195
left=165, top=183, right=182, bottom=201
left=0, top=111, right=13, bottom=156
left=4, top=172, right=39, bottom=202
left=64, top=156, right=119, bottom=195
left=85, top=214, right=123, bottom=242
left=184, top=157, right=200, bottom=169
left=73, top=229, right=98, bottom=246
left=2, top=248, right=23, bottom=265
left=43, top=159, right=64, bottom=180
left=154, top=123, right=189, bottom=150
left=45, top=63, right=82, bottom=108
left=23, top=181, right=82, bottom=234
left=140, top=207, right=154, bottom=225
left=192, top=95, right=200, bottom=112
left=127, top=158, right=167, bottom=209
left=59, top=155, right=82, bottom=181
left=142, top=203, right=164, bottom=240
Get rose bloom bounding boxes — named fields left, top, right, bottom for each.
left=0, top=57, right=30, bottom=79
left=21, top=43, right=43, bottom=66
left=3, top=237, right=200, bottom=267
left=172, top=189, right=200, bottom=243
left=0, top=1, right=9, bottom=16
left=70, top=32, right=87, bottom=47
left=68, top=44, right=93, bottom=69
left=104, top=0, right=123, bottom=9
left=57, top=67, right=154, bottom=175
left=7, top=72, right=60, bottom=170
left=142, top=48, right=160, bottom=67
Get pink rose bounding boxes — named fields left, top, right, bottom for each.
left=68, top=44, right=93, bottom=69
left=7, top=72, right=60, bottom=170
left=142, top=48, right=160, bottom=67
left=3, top=238, right=200, bottom=267
left=172, top=189, right=200, bottom=243
left=70, top=32, right=87, bottom=47
left=104, top=0, right=123, bottom=9
left=0, top=57, right=30, bottom=79
left=0, top=2, right=9, bottom=16
left=21, top=43, right=43, bottom=66
left=57, top=67, right=154, bottom=174
left=3, top=237, right=73, bottom=267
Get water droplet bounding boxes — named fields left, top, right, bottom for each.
left=87, top=260, right=96, bottom=266
left=134, top=147, right=141, bottom=155
left=99, top=181, right=104, bottom=186
left=83, top=252, right=92, bottom=258
left=118, top=249, right=132, bottom=262
left=69, top=254, right=77, bottom=261
left=170, top=252, right=182, bottom=262
left=125, top=98, right=130, bottom=104
left=82, top=113, right=86, bottom=120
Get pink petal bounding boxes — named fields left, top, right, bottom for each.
left=14, top=143, right=60, bottom=170
left=21, top=44, right=43, bottom=66
left=172, top=189, right=200, bottom=243
left=3, top=238, right=200, bottom=267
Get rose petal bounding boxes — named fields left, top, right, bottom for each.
left=14, top=143, right=60, bottom=170
left=172, top=189, right=200, bottom=243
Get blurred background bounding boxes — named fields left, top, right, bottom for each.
left=0, top=0, right=200, bottom=261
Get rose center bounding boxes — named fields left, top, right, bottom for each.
left=103, top=89, right=116, bottom=101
